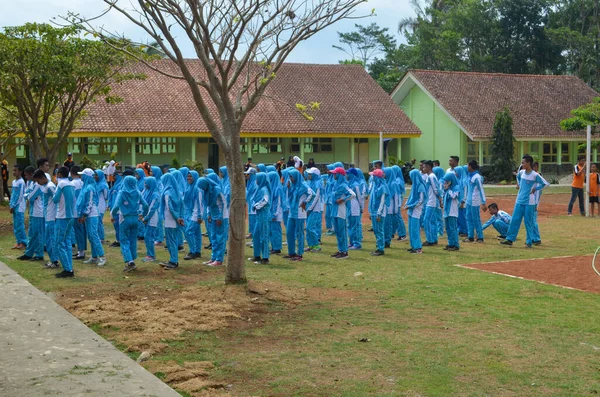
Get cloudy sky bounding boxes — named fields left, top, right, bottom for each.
left=0, top=0, right=415, bottom=64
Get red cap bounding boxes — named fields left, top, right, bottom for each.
left=330, top=167, right=346, bottom=176
left=369, top=169, right=384, bottom=178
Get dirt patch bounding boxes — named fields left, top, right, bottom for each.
left=461, top=255, right=600, bottom=293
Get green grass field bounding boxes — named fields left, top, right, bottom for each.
left=1, top=188, right=600, bottom=396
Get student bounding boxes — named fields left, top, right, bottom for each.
left=442, top=171, right=462, bottom=251
left=19, top=167, right=44, bottom=261
left=150, top=166, right=165, bottom=246
left=171, top=169, right=186, bottom=250
left=76, top=168, right=106, bottom=266
left=9, top=165, right=27, bottom=250
left=1, top=154, right=10, bottom=200
left=283, top=168, right=314, bottom=261
left=383, top=167, right=398, bottom=248
left=482, top=203, right=512, bottom=239
left=268, top=171, right=284, bottom=254
left=324, top=164, right=335, bottom=235
left=108, top=173, right=124, bottom=247
left=135, top=168, right=147, bottom=239
left=94, top=170, right=109, bottom=243
left=70, top=166, right=87, bottom=260
left=589, top=163, right=600, bottom=217
left=198, top=175, right=229, bottom=267
left=249, top=172, right=271, bottom=264
left=392, top=165, right=407, bottom=241
left=34, top=170, right=59, bottom=269
left=368, top=169, right=389, bottom=256
left=464, top=160, right=487, bottom=243
left=346, top=168, right=364, bottom=250
left=245, top=167, right=257, bottom=239
left=111, top=175, right=148, bottom=272
left=158, top=173, right=183, bottom=269
left=305, top=168, right=324, bottom=252
left=183, top=171, right=202, bottom=260
left=454, top=165, right=469, bottom=236
left=432, top=166, right=446, bottom=237
left=568, top=156, right=586, bottom=216
left=280, top=168, right=291, bottom=236
left=219, top=166, right=231, bottom=207
left=530, top=162, right=547, bottom=245
left=501, top=155, right=549, bottom=248
left=141, top=176, right=161, bottom=262
left=330, top=167, right=355, bottom=259
left=53, top=166, right=77, bottom=278
left=422, top=160, right=441, bottom=246
left=405, top=169, right=426, bottom=254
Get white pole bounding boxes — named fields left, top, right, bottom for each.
left=379, top=131, right=383, bottom=165
left=586, top=124, right=592, bottom=217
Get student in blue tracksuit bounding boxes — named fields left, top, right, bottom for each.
left=158, top=173, right=183, bottom=269
left=392, top=165, right=407, bottom=241
left=219, top=166, right=231, bottom=207
left=422, top=160, right=441, bottom=247
left=108, top=174, right=124, bottom=247
left=284, top=168, right=314, bottom=261
left=150, top=166, right=165, bottom=246
left=324, top=164, right=336, bottom=235
left=281, top=168, right=291, bottom=231
left=70, top=166, right=87, bottom=259
left=346, top=168, right=364, bottom=250
left=442, top=171, right=462, bottom=251
left=184, top=170, right=202, bottom=260
left=330, top=167, right=355, bottom=259
left=111, top=175, right=149, bottom=272
left=245, top=167, right=258, bottom=239
left=249, top=172, right=271, bottom=264
left=135, top=168, right=147, bottom=239
left=463, top=160, right=487, bottom=243
left=53, top=167, right=77, bottom=278
left=34, top=171, right=59, bottom=269
left=267, top=171, right=283, bottom=254
left=383, top=167, right=398, bottom=248
left=405, top=169, right=426, bottom=254
left=171, top=169, right=186, bottom=250
left=77, top=168, right=106, bottom=266
left=9, top=164, right=28, bottom=249
left=19, top=170, right=45, bottom=261
left=141, top=176, right=161, bottom=262
left=501, top=155, right=549, bottom=248
left=432, top=166, right=446, bottom=237
left=454, top=165, right=469, bottom=236
left=482, top=203, right=512, bottom=239
left=530, top=161, right=547, bottom=245
left=305, top=168, right=323, bottom=252
left=94, top=170, right=109, bottom=242
left=198, top=175, right=229, bottom=266
left=368, top=168, right=389, bottom=256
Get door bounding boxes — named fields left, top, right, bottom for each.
left=356, top=142, right=369, bottom=171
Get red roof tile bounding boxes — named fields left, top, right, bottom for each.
left=408, top=70, right=599, bottom=139
left=76, top=60, right=420, bottom=137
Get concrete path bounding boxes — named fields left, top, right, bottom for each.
left=0, top=261, right=180, bottom=397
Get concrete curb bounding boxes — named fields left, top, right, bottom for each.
left=0, top=261, right=180, bottom=397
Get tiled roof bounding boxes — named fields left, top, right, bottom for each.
left=408, top=70, right=599, bottom=139
left=76, top=60, right=421, bottom=137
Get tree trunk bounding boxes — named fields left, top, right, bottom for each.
left=221, top=126, right=247, bottom=285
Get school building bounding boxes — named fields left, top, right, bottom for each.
left=390, top=70, right=599, bottom=178
left=37, top=60, right=420, bottom=171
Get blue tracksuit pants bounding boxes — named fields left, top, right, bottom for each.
left=306, top=211, right=321, bottom=247
left=458, top=207, right=467, bottom=234
left=13, top=211, right=27, bottom=245
left=436, top=208, right=444, bottom=236
left=211, top=218, right=228, bottom=262
left=119, top=215, right=139, bottom=263
left=253, top=210, right=270, bottom=260
left=45, top=220, right=57, bottom=262
left=424, top=206, right=438, bottom=243
left=113, top=217, right=120, bottom=242
left=445, top=217, right=459, bottom=248
left=25, top=216, right=45, bottom=258
left=506, top=204, right=536, bottom=245
left=185, top=220, right=202, bottom=255
left=137, top=220, right=146, bottom=239
left=334, top=217, right=349, bottom=253
left=177, top=225, right=184, bottom=247
left=286, top=218, right=305, bottom=256
left=98, top=213, right=105, bottom=241
left=396, top=212, right=407, bottom=238
left=348, top=215, right=361, bottom=248
left=371, top=215, right=385, bottom=252
left=325, top=204, right=333, bottom=230
left=73, top=220, right=87, bottom=251
left=144, top=225, right=157, bottom=258
left=156, top=219, right=164, bottom=242
left=384, top=214, right=394, bottom=245
left=55, top=218, right=74, bottom=271
left=282, top=211, right=289, bottom=234
left=86, top=216, right=104, bottom=258
left=466, top=205, right=484, bottom=240
left=408, top=216, right=422, bottom=250
left=531, top=206, right=540, bottom=243
left=165, top=227, right=179, bottom=263
left=491, top=219, right=509, bottom=237
left=270, top=220, right=282, bottom=251
left=248, top=213, right=256, bottom=235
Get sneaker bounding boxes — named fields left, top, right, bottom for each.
left=282, top=241, right=288, bottom=245
left=459, top=233, right=468, bottom=237
left=141, top=256, right=156, bottom=263
left=164, top=262, right=179, bottom=270
left=137, top=236, right=145, bottom=241
left=311, top=246, right=322, bottom=252
left=370, top=250, right=384, bottom=256
left=245, top=234, right=252, bottom=239
left=259, top=259, right=270, bottom=264
left=154, top=241, right=164, bottom=246
left=330, top=252, right=341, bottom=258
left=446, top=246, right=459, bottom=251
left=43, top=261, right=60, bottom=269
left=497, top=235, right=506, bottom=240
left=305, top=247, right=313, bottom=252
left=406, top=248, right=414, bottom=252
left=97, top=257, right=107, bottom=267
left=291, top=255, right=303, bottom=261
left=207, top=261, right=223, bottom=267
left=348, top=245, right=361, bottom=250
left=532, top=240, right=542, bottom=246
left=423, top=242, right=437, bottom=246
left=30, top=256, right=44, bottom=261
left=177, top=245, right=184, bottom=251
left=110, top=241, right=120, bottom=247
left=74, top=255, right=85, bottom=261
left=270, top=249, right=281, bottom=255
left=204, top=244, right=212, bottom=250
left=83, top=257, right=98, bottom=264
left=325, top=230, right=335, bottom=236
left=55, top=270, right=74, bottom=278
left=384, top=243, right=391, bottom=248
left=283, top=254, right=297, bottom=259
left=500, top=240, right=513, bottom=246
left=336, top=252, right=349, bottom=259
left=202, top=260, right=214, bottom=265
left=476, top=239, right=484, bottom=243
left=367, top=228, right=374, bottom=232
left=17, top=254, right=32, bottom=261
left=184, top=253, right=196, bottom=260
left=202, top=232, right=209, bottom=237
left=123, top=262, right=137, bottom=272
left=410, top=249, right=422, bottom=254
left=248, top=256, right=261, bottom=262
left=463, top=238, right=474, bottom=243
left=525, top=244, right=533, bottom=248
left=443, top=245, right=450, bottom=250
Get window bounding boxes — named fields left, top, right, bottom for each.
left=561, top=142, right=570, bottom=163
left=136, top=137, right=177, bottom=154
left=466, top=140, right=492, bottom=165
left=542, top=142, right=559, bottom=163
left=354, top=138, right=368, bottom=143
left=15, top=139, right=26, bottom=158
left=290, top=138, right=333, bottom=153
left=70, top=138, right=118, bottom=155
left=252, top=138, right=282, bottom=154
left=466, top=141, right=478, bottom=163
left=240, top=138, right=249, bottom=153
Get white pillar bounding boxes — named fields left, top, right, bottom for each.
left=586, top=125, right=592, bottom=217
left=191, top=137, right=196, bottom=161
left=131, top=138, right=136, bottom=167
left=379, top=132, right=383, bottom=165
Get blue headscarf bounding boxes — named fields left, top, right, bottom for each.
left=266, top=165, right=277, bottom=173
left=406, top=169, right=426, bottom=208
left=368, top=171, right=390, bottom=213
left=161, top=173, right=181, bottom=206
left=197, top=174, right=222, bottom=206
left=391, top=165, right=405, bottom=197
left=257, top=163, right=267, bottom=173
left=246, top=169, right=258, bottom=204
left=288, top=168, right=308, bottom=198
left=179, top=167, right=189, bottom=181
left=143, top=176, right=159, bottom=203
left=307, top=169, right=324, bottom=198
left=95, top=169, right=108, bottom=192
left=268, top=170, right=282, bottom=204
left=135, top=168, right=145, bottom=192
left=151, top=166, right=163, bottom=179
left=120, top=175, right=141, bottom=206
left=253, top=172, right=271, bottom=204
left=204, top=168, right=214, bottom=175
left=184, top=170, right=199, bottom=204
left=171, top=170, right=186, bottom=195
left=383, top=167, right=398, bottom=198
left=108, top=174, right=123, bottom=208
left=347, top=168, right=359, bottom=189
left=219, top=166, right=230, bottom=201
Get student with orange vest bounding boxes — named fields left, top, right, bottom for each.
left=568, top=156, right=586, bottom=216
left=589, top=163, right=600, bottom=217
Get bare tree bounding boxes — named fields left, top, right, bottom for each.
left=68, top=0, right=370, bottom=284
